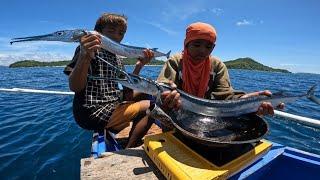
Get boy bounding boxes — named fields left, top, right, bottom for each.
left=64, top=13, right=154, bottom=148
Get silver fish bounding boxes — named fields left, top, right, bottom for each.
left=94, top=55, right=320, bottom=117
left=10, top=29, right=171, bottom=58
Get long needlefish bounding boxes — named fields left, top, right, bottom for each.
left=93, top=55, right=320, bottom=117
left=96, top=52, right=269, bottom=144
left=10, top=29, right=171, bottom=58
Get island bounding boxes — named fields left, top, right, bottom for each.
left=8, top=57, right=290, bottom=73
left=224, top=57, right=290, bottom=73
left=8, top=58, right=165, bottom=68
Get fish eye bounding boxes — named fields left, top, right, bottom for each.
left=129, top=76, right=140, bottom=84
left=56, top=31, right=64, bottom=36
left=132, top=78, right=139, bottom=83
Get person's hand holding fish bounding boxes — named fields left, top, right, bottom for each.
left=160, top=81, right=181, bottom=110
left=136, top=49, right=154, bottom=66
left=241, top=90, right=285, bottom=116
left=79, top=34, right=102, bottom=61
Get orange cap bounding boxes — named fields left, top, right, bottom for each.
left=184, top=22, right=217, bottom=46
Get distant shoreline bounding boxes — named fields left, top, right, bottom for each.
left=8, top=58, right=291, bottom=73
left=9, top=59, right=166, bottom=68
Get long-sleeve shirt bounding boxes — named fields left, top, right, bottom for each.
left=157, top=53, right=244, bottom=100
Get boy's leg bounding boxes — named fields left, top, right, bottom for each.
left=126, top=115, right=154, bottom=148
left=106, top=101, right=142, bottom=133
left=125, top=100, right=154, bottom=148
left=106, top=100, right=153, bottom=146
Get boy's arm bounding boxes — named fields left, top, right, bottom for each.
left=132, top=49, right=154, bottom=75
left=68, top=34, right=102, bottom=92
left=69, top=52, right=91, bottom=92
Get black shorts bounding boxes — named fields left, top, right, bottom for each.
left=72, top=97, right=116, bottom=132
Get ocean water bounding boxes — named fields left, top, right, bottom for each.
left=0, top=66, right=319, bottom=179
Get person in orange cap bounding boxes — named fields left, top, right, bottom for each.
left=157, top=22, right=283, bottom=116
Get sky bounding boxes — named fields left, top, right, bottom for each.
left=0, top=0, right=319, bottom=74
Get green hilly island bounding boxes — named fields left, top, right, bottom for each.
left=9, top=57, right=290, bottom=73
left=224, top=57, right=290, bottom=73
left=9, top=58, right=165, bottom=68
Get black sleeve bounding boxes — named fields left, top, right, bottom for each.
left=63, top=46, right=80, bottom=76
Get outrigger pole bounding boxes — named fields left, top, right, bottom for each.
left=0, top=87, right=74, bottom=95
left=273, top=110, right=320, bottom=128
left=0, top=87, right=319, bottom=128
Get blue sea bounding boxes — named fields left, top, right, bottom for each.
left=0, top=66, right=319, bottom=179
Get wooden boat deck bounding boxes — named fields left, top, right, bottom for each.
left=115, top=123, right=163, bottom=147
left=81, top=123, right=164, bottom=179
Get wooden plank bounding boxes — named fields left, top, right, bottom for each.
left=116, top=123, right=162, bottom=139
left=81, top=123, right=164, bottom=179
left=81, top=146, right=165, bottom=180
left=115, top=123, right=163, bottom=147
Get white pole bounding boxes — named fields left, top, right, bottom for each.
left=274, top=110, right=320, bottom=128
left=0, top=88, right=74, bottom=95
left=1, top=87, right=319, bottom=128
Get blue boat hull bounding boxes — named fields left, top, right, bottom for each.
left=231, top=142, right=320, bottom=179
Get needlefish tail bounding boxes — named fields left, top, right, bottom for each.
left=307, top=85, right=320, bottom=105
left=165, top=50, right=171, bottom=59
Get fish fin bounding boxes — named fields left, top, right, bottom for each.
left=151, top=48, right=158, bottom=51
left=307, top=85, right=320, bottom=105
left=165, top=50, right=171, bottom=59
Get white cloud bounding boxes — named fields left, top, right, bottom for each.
left=161, top=6, right=203, bottom=21
left=235, top=19, right=265, bottom=26
left=160, top=1, right=223, bottom=21
left=144, top=5, right=223, bottom=34
left=236, top=19, right=252, bottom=26
left=279, top=63, right=303, bottom=66
left=210, top=8, right=224, bottom=16
left=278, top=63, right=320, bottom=74
left=0, top=52, right=72, bottom=66
left=161, top=7, right=223, bottom=21
left=145, top=21, right=178, bottom=35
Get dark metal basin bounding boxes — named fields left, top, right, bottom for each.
left=167, top=109, right=269, bottom=147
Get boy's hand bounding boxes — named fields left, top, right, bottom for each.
left=79, top=34, right=102, bottom=60
left=241, top=90, right=285, bottom=116
left=132, top=49, right=154, bottom=75
left=160, top=81, right=181, bottom=110
left=136, top=49, right=154, bottom=66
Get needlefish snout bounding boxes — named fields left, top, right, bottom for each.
left=10, top=29, right=171, bottom=59
left=10, top=30, right=86, bottom=44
